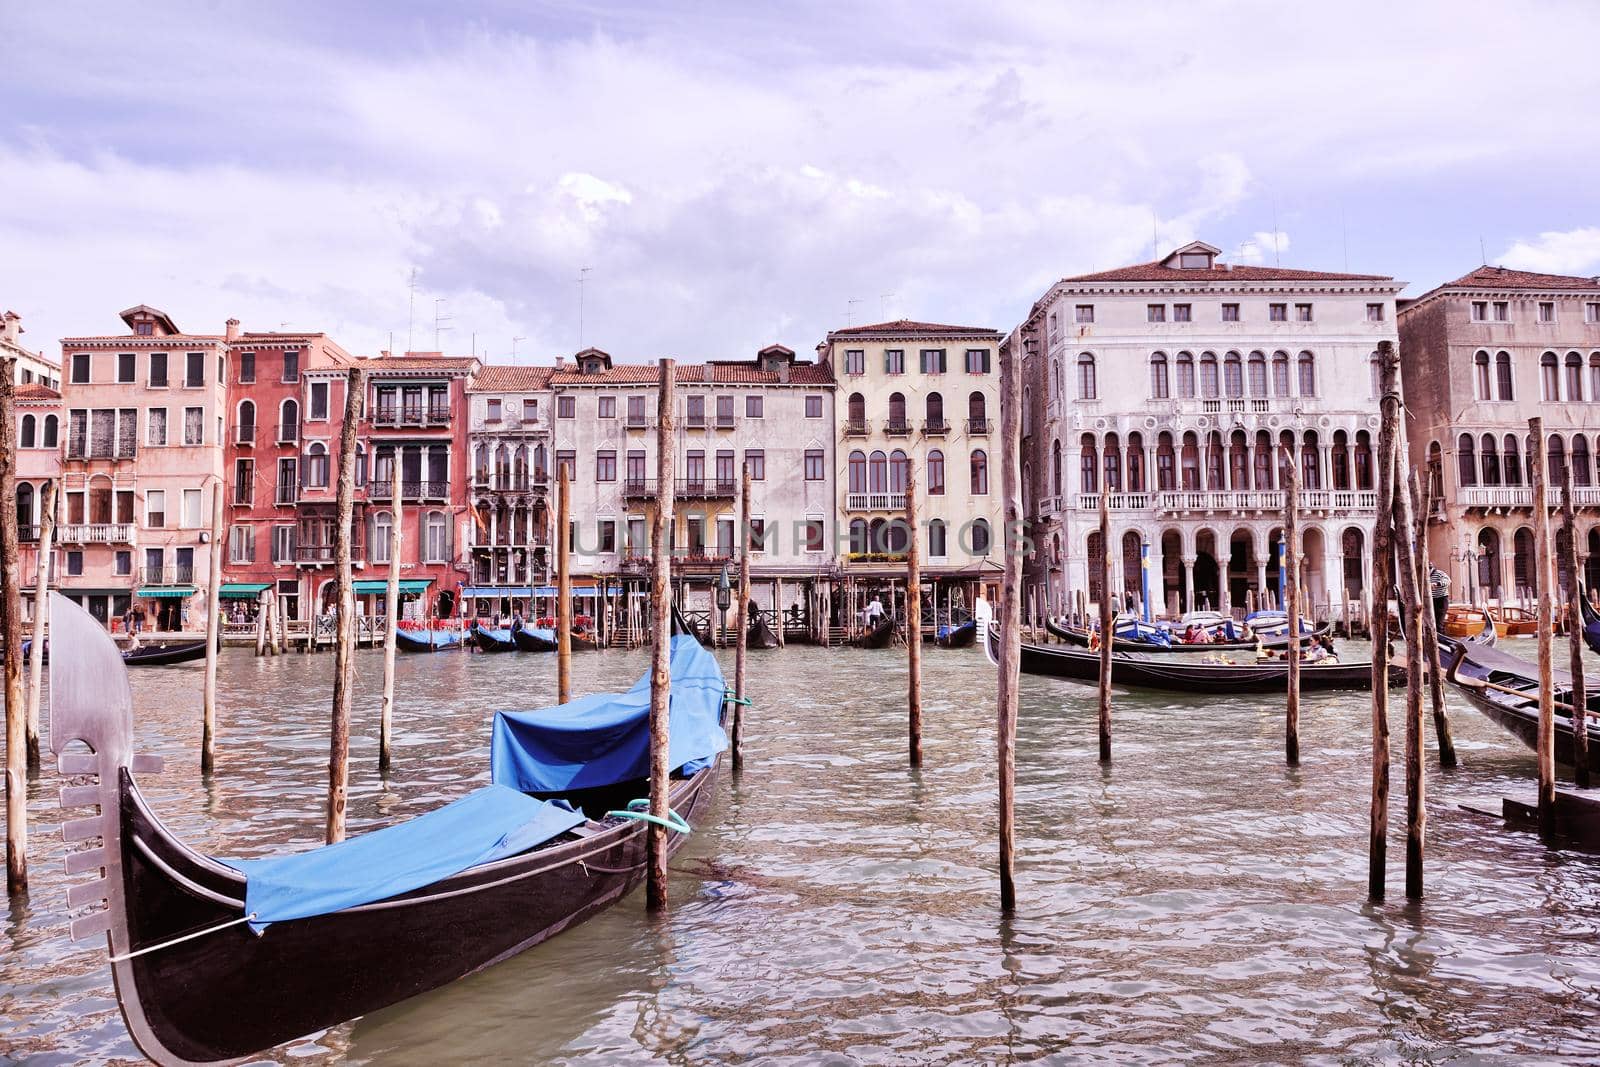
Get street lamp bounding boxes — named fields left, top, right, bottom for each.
left=716, top=564, right=732, bottom=612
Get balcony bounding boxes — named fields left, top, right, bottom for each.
left=620, top=551, right=736, bottom=575
left=844, top=420, right=870, bottom=437
left=846, top=491, right=908, bottom=512
left=923, top=419, right=949, bottom=437
left=622, top=478, right=738, bottom=501
left=883, top=419, right=912, bottom=437
left=276, top=485, right=299, bottom=506
left=295, top=542, right=363, bottom=565
left=140, top=566, right=196, bottom=587
left=19, top=525, right=39, bottom=544
left=234, top=423, right=257, bottom=445
left=276, top=422, right=299, bottom=444
left=372, top=407, right=452, bottom=429
left=368, top=479, right=451, bottom=502
left=967, top=417, right=990, bottom=435
left=1076, top=492, right=1155, bottom=512
left=1459, top=485, right=1600, bottom=509
left=57, top=522, right=136, bottom=544
left=1039, top=495, right=1063, bottom=518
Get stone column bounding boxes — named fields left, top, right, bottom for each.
left=1182, top=555, right=1196, bottom=615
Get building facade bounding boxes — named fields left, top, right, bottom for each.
left=1023, top=242, right=1403, bottom=620
left=1398, top=265, right=1600, bottom=604
left=465, top=364, right=554, bottom=616
left=2, top=310, right=62, bottom=389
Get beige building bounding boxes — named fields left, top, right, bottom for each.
left=464, top=364, right=554, bottom=614
left=1022, top=241, right=1402, bottom=620
left=1399, top=265, right=1600, bottom=603
left=816, top=319, right=1006, bottom=617
left=2, top=310, right=62, bottom=389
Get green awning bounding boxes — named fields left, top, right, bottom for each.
left=219, top=582, right=271, bottom=599
left=137, top=586, right=197, bottom=599
left=352, top=579, right=433, bottom=596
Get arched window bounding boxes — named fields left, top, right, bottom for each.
left=1481, top=433, right=1500, bottom=486
left=1331, top=430, right=1350, bottom=490
left=849, top=518, right=868, bottom=555
left=1573, top=434, right=1592, bottom=488
left=926, top=449, right=945, bottom=495
left=237, top=399, right=256, bottom=443
left=1272, top=351, right=1291, bottom=396
left=43, top=414, right=57, bottom=448
left=970, top=518, right=992, bottom=555
left=968, top=391, right=987, bottom=429
left=533, top=444, right=548, bottom=482
left=868, top=450, right=888, bottom=493
left=848, top=450, right=867, bottom=493
left=1369, top=351, right=1382, bottom=398
left=1354, top=432, right=1373, bottom=491
left=306, top=441, right=329, bottom=488
left=1051, top=440, right=1062, bottom=496
left=1150, top=352, right=1169, bottom=399
left=1591, top=353, right=1600, bottom=402
left=1255, top=429, right=1274, bottom=489
left=1127, top=432, right=1145, bottom=492
left=16, top=482, right=33, bottom=533
left=19, top=414, right=34, bottom=449
left=280, top=398, right=300, bottom=442
left=1542, top=352, right=1560, bottom=401
left=848, top=392, right=865, bottom=427
left=1496, top=351, right=1514, bottom=400
left=1549, top=434, right=1568, bottom=487
left=1297, top=351, right=1316, bottom=396
left=424, top=510, right=448, bottom=563
left=1457, top=433, right=1477, bottom=488
left=970, top=449, right=989, bottom=495
left=1514, top=527, right=1535, bottom=597
left=372, top=511, right=393, bottom=564
left=1301, top=430, right=1321, bottom=489
left=928, top=519, right=947, bottom=558
left=1199, top=352, right=1219, bottom=398
left=888, top=392, right=906, bottom=429
left=1503, top=433, right=1523, bottom=485
left=1479, top=528, right=1502, bottom=600
left=1103, top=432, right=1122, bottom=492
left=1229, top=431, right=1248, bottom=490
left=1176, top=352, right=1195, bottom=398
left=889, top=450, right=908, bottom=492
left=513, top=446, right=528, bottom=489
left=1474, top=351, right=1491, bottom=400
left=1080, top=434, right=1098, bottom=493
left=1156, top=433, right=1176, bottom=490
left=1077, top=353, right=1096, bottom=400
left=1249, top=351, right=1268, bottom=396
left=1567, top=352, right=1585, bottom=402
left=1208, top=431, right=1227, bottom=489
left=926, top=391, right=944, bottom=429
left=1224, top=352, right=1243, bottom=397
left=494, top=444, right=511, bottom=488
left=1180, top=432, right=1200, bottom=490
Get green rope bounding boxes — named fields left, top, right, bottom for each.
left=605, top=798, right=691, bottom=835
left=723, top=692, right=753, bottom=706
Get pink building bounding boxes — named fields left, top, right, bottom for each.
left=16, top=383, right=63, bottom=614
left=59, top=306, right=228, bottom=631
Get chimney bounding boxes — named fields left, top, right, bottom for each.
left=0, top=311, right=19, bottom=345
left=778, top=361, right=790, bottom=384
left=225, top=317, right=241, bottom=342
left=555, top=355, right=566, bottom=369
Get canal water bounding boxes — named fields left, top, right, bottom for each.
left=5, top=640, right=1600, bottom=1063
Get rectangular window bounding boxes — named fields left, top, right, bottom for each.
left=142, top=351, right=167, bottom=387
left=228, top=525, right=254, bottom=563
left=185, top=352, right=204, bottom=387
left=557, top=395, right=575, bottom=418
left=1173, top=304, right=1192, bottom=322
left=71, top=353, right=90, bottom=383
left=1268, top=303, right=1288, bottom=322
left=1147, top=304, right=1166, bottom=323
left=715, top=395, right=735, bottom=427
left=272, top=525, right=296, bottom=564
left=487, top=398, right=502, bottom=422
left=309, top=381, right=329, bottom=420
left=716, top=517, right=735, bottom=557
left=1539, top=301, right=1556, bottom=323
left=802, top=519, right=825, bottom=552
left=1366, top=303, right=1385, bottom=322
left=919, top=348, right=947, bottom=374
left=1493, top=301, right=1509, bottom=321
left=745, top=449, right=765, bottom=480
left=67, top=550, right=84, bottom=577
left=595, top=450, right=616, bottom=481
left=749, top=518, right=767, bottom=551
left=627, top=517, right=647, bottom=553
left=626, top=395, right=646, bottom=426
left=117, top=352, right=135, bottom=383
left=804, top=448, right=825, bottom=480
left=555, top=450, right=575, bottom=480
left=1221, top=303, right=1240, bottom=322
left=147, top=408, right=168, bottom=446
left=626, top=449, right=646, bottom=483
left=1471, top=301, right=1488, bottom=322
left=686, top=395, right=706, bottom=427
left=746, top=394, right=763, bottom=418
left=183, top=488, right=202, bottom=528
left=281, top=351, right=299, bottom=383
left=965, top=349, right=991, bottom=374
left=113, top=550, right=131, bottom=576
left=146, top=490, right=166, bottom=529
left=1295, top=303, right=1314, bottom=321
left=805, top=395, right=823, bottom=418
left=844, top=349, right=865, bottom=375
left=522, top=398, right=538, bottom=422
left=598, top=396, right=616, bottom=419
left=277, top=458, right=297, bottom=504
left=234, top=458, right=253, bottom=505
left=184, top=406, right=203, bottom=445
left=598, top=519, right=616, bottom=553
left=1074, top=305, right=1094, bottom=324
left=1586, top=302, right=1600, bottom=324
left=716, top=449, right=735, bottom=486
left=885, top=349, right=905, bottom=374
left=237, top=351, right=254, bottom=383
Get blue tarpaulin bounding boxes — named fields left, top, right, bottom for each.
left=491, top=635, right=727, bottom=793
left=227, top=785, right=586, bottom=930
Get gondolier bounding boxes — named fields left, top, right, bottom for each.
left=1428, top=564, right=1451, bottom=626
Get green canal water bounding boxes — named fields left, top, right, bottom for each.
left=4, top=640, right=1600, bottom=1063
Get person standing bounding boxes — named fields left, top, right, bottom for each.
left=1428, top=563, right=1451, bottom=626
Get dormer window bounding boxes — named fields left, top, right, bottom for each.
left=135, top=321, right=154, bottom=336
left=1178, top=252, right=1212, bottom=269
left=584, top=359, right=603, bottom=374
left=1162, top=240, right=1221, bottom=272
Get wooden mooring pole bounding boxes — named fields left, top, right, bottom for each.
left=1562, top=467, right=1590, bottom=789
left=25, top=482, right=55, bottom=773
left=1284, top=460, right=1301, bottom=766
left=1391, top=453, right=1426, bottom=898
left=1368, top=340, right=1399, bottom=900
left=326, top=367, right=364, bottom=844
left=201, top=481, right=224, bottom=774
left=647, top=359, right=676, bottom=912
left=732, top=463, right=751, bottom=772
left=996, top=329, right=1024, bottom=912
left=1097, top=488, right=1113, bottom=763
left=1411, top=472, right=1457, bottom=769
left=557, top=464, right=572, bottom=706
left=906, top=466, right=922, bottom=768
left=379, top=459, right=402, bottom=774
left=2, top=357, right=27, bottom=893
left=1529, top=416, right=1556, bottom=837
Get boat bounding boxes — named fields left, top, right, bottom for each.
left=393, top=627, right=465, bottom=653
left=48, top=591, right=727, bottom=1065
left=570, top=628, right=602, bottom=652
left=1441, top=605, right=1494, bottom=641
left=856, top=616, right=898, bottom=649
left=1577, top=589, right=1600, bottom=656
left=747, top=614, right=780, bottom=649
left=1043, top=617, right=1331, bottom=654
left=1487, top=604, right=1540, bottom=638
left=23, top=636, right=214, bottom=667
left=1242, top=610, right=1316, bottom=639
left=987, top=624, right=1394, bottom=693
left=935, top=618, right=977, bottom=648
left=473, top=625, right=518, bottom=652
left=510, top=624, right=558, bottom=652
left=1445, top=639, right=1600, bottom=776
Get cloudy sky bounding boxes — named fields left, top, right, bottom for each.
left=3, top=1, right=1598, bottom=363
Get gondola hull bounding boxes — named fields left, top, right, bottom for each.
left=991, top=625, right=1393, bottom=692
left=1579, top=587, right=1600, bottom=656
left=935, top=620, right=976, bottom=648
left=473, top=626, right=518, bottom=652
left=393, top=627, right=465, bottom=653
left=511, top=627, right=557, bottom=652
left=1446, top=643, right=1600, bottom=775
left=121, top=639, right=212, bottom=666
left=747, top=617, right=780, bottom=649
left=856, top=617, right=897, bottom=649
left=1043, top=617, right=1330, bottom=654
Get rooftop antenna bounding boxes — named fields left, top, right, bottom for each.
left=880, top=292, right=896, bottom=320
left=1270, top=199, right=1281, bottom=267
left=578, top=266, right=592, bottom=349
left=406, top=267, right=418, bottom=354
left=1152, top=214, right=1159, bottom=260
left=433, top=298, right=453, bottom=350
left=1341, top=205, right=1349, bottom=272
left=512, top=336, right=525, bottom=363
left=1480, top=236, right=1488, bottom=266
left=847, top=297, right=861, bottom=326
left=471, top=331, right=477, bottom=358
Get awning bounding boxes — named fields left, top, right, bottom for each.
left=352, top=579, right=433, bottom=596
left=530, top=585, right=617, bottom=597
left=219, top=582, right=270, bottom=599
left=462, top=586, right=533, bottom=599
left=137, top=587, right=196, bottom=599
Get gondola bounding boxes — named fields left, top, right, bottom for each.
left=1488, top=604, right=1541, bottom=638
left=48, top=592, right=727, bottom=1065
left=935, top=618, right=977, bottom=648
left=1043, top=617, right=1331, bottom=654
left=1578, top=587, right=1600, bottom=656
left=747, top=614, right=780, bottom=649
left=23, top=635, right=213, bottom=667
left=510, top=624, right=558, bottom=652
left=472, top=624, right=518, bottom=652
left=393, top=627, right=465, bottom=653
left=987, top=624, right=1394, bottom=693
left=856, top=616, right=898, bottom=649
left=1445, top=638, right=1600, bottom=775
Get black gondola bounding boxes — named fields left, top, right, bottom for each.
left=935, top=618, right=977, bottom=648
left=987, top=624, right=1395, bottom=693
left=1043, top=617, right=1331, bottom=654
left=24, top=636, right=214, bottom=667
left=393, top=627, right=466, bottom=653
left=1445, top=639, right=1600, bottom=775
left=856, top=616, right=898, bottom=649
left=48, top=592, right=726, bottom=1065
left=747, top=614, right=780, bottom=649
left=510, top=625, right=558, bottom=652
left=472, top=624, right=518, bottom=652
left=1578, top=586, right=1600, bottom=656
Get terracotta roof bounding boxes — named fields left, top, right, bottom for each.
left=16, top=383, right=60, bottom=401
left=550, top=362, right=834, bottom=386
left=1435, top=265, right=1600, bottom=292
left=1054, top=261, right=1393, bottom=284
left=826, top=319, right=1001, bottom=339
left=362, top=355, right=479, bottom=374
left=61, top=334, right=224, bottom=345
left=471, top=364, right=555, bottom=391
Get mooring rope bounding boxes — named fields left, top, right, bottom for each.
left=605, top=798, right=691, bottom=834
left=107, top=913, right=257, bottom=963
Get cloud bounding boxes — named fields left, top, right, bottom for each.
left=1498, top=227, right=1600, bottom=276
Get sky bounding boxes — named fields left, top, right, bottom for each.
left=3, top=0, right=1598, bottom=365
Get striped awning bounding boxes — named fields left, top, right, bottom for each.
left=353, top=579, right=433, bottom=596
left=137, top=587, right=196, bottom=599
left=219, top=582, right=271, bottom=599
